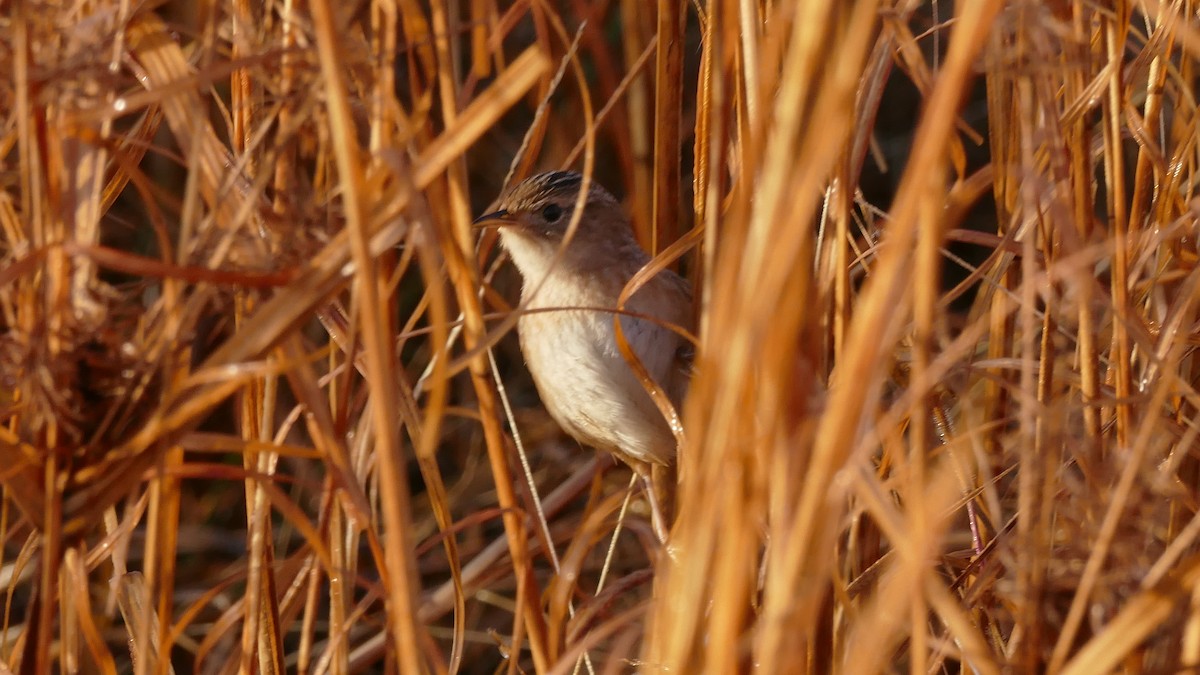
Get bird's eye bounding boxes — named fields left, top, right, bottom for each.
left=540, top=204, right=563, bottom=223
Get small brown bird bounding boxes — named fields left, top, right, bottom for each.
left=475, top=171, right=692, bottom=543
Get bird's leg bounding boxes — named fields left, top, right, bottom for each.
left=637, top=464, right=671, bottom=546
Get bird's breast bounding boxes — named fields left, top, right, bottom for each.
left=515, top=284, right=682, bottom=466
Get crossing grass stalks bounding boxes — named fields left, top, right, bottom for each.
left=2, top=0, right=1200, bottom=672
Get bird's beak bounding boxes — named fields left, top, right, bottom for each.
left=472, top=209, right=511, bottom=228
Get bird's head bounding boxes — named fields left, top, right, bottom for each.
left=474, top=170, right=648, bottom=286
left=473, top=171, right=627, bottom=246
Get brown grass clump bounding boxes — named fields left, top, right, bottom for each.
left=2, top=0, right=1200, bottom=672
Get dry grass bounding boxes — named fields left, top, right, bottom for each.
left=2, top=0, right=1200, bottom=672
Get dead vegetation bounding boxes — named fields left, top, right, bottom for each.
left=2, top=0, right=1200, bottom=673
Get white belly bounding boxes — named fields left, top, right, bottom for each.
left=517, top=295, right=680, bottom=466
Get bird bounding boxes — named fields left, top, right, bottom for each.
left=474, top=170, right=693, bottom=544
